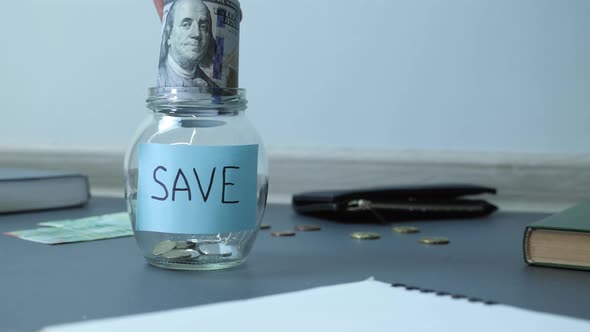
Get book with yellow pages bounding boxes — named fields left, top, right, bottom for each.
left=524, top=202, right=590, bottom=271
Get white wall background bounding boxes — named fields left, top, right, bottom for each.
left=0, top=0, right=588, bottom=155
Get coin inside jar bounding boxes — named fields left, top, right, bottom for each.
left=162, top=249, right=193, bottom=259
left=152, top=240, right=177, bottom=256
left=295, top=225, right=321, bottom=232
left=392, top=226, right=420, bottom=234
left=197, top=243, right=233, bottom=257
left=418, top=237, right=450, bottom=245
left=187, top=239, right=220, bottom=245
left=350, top=232, right=380, bottom=240
left=175, top=241, right=196, bottom=249
left=186, top=249, right=201, bottom=259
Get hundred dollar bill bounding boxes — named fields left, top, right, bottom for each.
left=4, top=212, right=133, bottom=245
left=157, top=0, right=242, bottom=89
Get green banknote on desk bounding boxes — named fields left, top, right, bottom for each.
left=4, top=212, right=132, bottom=244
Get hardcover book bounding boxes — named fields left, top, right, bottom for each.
left=524, top=202, right=590, bottom=271
left=0, top=168, right=90, bottom=214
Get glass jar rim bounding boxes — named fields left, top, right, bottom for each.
left=147, top=87, right=247, bottom=112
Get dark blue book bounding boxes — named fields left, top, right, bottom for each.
left=0, top=169, right=90, bottom=213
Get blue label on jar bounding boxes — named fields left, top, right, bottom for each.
left=137, top=144, right=258, bottom=234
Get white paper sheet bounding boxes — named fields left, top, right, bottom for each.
left=42, top=279, right=590, bottom=332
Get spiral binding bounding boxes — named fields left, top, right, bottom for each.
left=391, top=283, right=498, bottom=305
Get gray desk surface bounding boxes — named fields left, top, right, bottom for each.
left=1, top=197, right=589, bottom=332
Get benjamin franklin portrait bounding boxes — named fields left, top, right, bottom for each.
left=158, top=0, right=219, bottom=88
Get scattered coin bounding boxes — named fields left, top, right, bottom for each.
left=175, top=241, right=196, bottom=249
left=350, top=232, right=380, bottom=240
left=295, top=225, right=321, bottom=232
left=162, top=249, right=192, bottom=259
left=392, top=226, right=420, bottom=234
left=197, top=243, right=233, bottom=257
left=152, top=240, right=177, bottom=256
left=260, top=224, right=271, bottom=230
left=271, top=231, right=296, bottom=237
left=419, top=237, right=450, bottom=245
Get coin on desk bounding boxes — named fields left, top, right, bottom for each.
left=418, top=237, right=450, bottom=245
left=271, top=231, right=296, bottom=237
left=259, top=224, right=271, bottom=230
left=162, top=249, right=193, bottom=259
left=152, top=240, right=177, bottom=256
left=392, top=226, right=420, bottom=234
left=350, top=232, right=380, bottom=240
left=295, top=225, right=321, bottom=232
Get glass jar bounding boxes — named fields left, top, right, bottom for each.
left=124, top=87, right=268, bottom=270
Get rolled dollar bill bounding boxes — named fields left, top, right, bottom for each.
left=157, top=0, right=242, bottom=89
